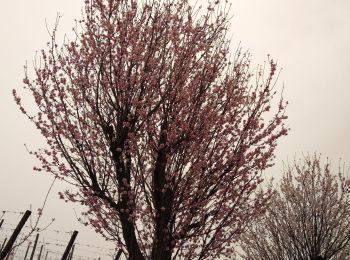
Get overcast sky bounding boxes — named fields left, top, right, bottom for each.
left=1, top=0, right=350, bottom=259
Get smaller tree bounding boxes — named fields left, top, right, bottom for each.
left=239, top=154, right=350, bottom=260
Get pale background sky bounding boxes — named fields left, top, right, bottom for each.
left=0, top=0, right=349, bottom=259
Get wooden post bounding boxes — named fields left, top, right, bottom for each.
left=44, top=251, right=48, bottom=260
left=0, top=220, right=3, bottom=246
left=4, top=250, right=13, bottom=260
left=24, top=242, right=31, bottom=260
left=0, top=210, right=31, bottom=260
left=61, top=231, right=78, bottom=260
left=114, top=249, right=123, bottom=260
left=37, top=245, right=43, bottom=260
left=29, top=234, right=39, bottom=260
left=0, top=238, right=7, bottom=254
left=68, top=245, right=75, bottom=260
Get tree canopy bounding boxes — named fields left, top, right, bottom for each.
left=240, top=155, right=350, bottom=260
left=14, top=0, right=288, bottom=259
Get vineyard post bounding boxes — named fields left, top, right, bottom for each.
left=61, top=231, right=78, bottom=260
left=29, top=234, right=39, bottom=260
left=0, top=210, right=31, bottom=260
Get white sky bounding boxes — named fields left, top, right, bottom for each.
left=0, top=0, right=350, bottom=259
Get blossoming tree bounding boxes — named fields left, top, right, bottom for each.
left=239, top=155, right=350, bottom=260
left=14, top=0, right=288, bottom=259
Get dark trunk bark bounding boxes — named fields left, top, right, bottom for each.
left=104, top=124, right=145, bottom=260
left=151, top=122, right=174, bottom=260
left=119, top=214, right=144, bottom=260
